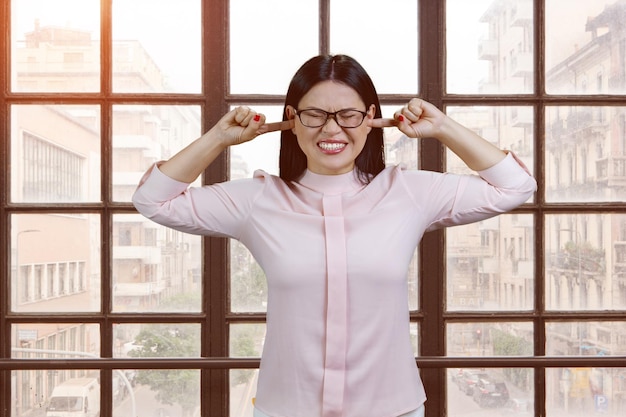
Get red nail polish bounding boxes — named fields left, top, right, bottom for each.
left=398, top=115, right=404, bottom=122
left=254, top=115, right=261, bottom=122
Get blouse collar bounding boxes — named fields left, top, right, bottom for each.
left=296, top=169, right=365, bottom=195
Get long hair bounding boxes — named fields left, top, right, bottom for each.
left=279, top=55, right=385, bottom=183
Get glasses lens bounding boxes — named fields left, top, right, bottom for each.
left=299, top=110, right=327, bottom=128
left=337, top=110, right=365, bottom=128
left=298, top=109, right=365, bottom=128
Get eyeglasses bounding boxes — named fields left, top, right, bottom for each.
left=295, top=108, right=368, bottom=128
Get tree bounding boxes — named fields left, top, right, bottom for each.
left=128, top=324, right=200, bottom=417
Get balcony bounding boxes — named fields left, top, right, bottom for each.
left=596, top=156, right=626, bottom=187
left=511, top=52, right=533, bottom=77
left=510, top=2, right=533, bottom=27
left=478, top=38, right=498, bottom=60
left=113, top=245, right=161, bottom=263
left=511, top=108, right=533, bottom=127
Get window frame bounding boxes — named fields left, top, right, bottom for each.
left=2, top=1, right=626, bottom=416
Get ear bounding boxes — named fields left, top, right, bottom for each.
left=285, top=106, right=297, bottom=134
left=365, top=104, right=376, bottom=133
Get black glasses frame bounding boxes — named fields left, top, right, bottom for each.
left=295, top=108, right=368, bottom=128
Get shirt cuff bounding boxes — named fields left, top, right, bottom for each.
left=137, top=162, right=190, bottom=201
left=478, top=152, right=533, bottom=188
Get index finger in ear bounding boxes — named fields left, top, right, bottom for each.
left=258, top=120, right=295, bottom=134
left=368, top=118, right=398, bottom=128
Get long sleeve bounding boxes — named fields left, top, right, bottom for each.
left=131, top=163, right=266, bottom=239
left=402, top=152, right=536, bottom=232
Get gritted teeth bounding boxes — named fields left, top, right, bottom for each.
left=318, top=142, right=346, bottom=151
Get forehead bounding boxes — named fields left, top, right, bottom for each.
left=299, top=80, right=365, bottom=110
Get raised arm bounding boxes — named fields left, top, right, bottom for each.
left=158, top=106, right=294, bottom=183
left=379, top=98, right=507, bottom=171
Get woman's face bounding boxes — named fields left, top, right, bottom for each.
left=286, top=80, right=375, bottom=176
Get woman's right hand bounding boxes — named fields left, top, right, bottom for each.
left=213, top=106, right=268, bottom=147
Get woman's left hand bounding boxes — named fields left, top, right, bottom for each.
left=394, top=98, right=446, bottom=139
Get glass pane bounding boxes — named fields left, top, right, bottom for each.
left=114, top=323, right=201, bottom=358
left=547, top=321, right=626, bottom=356
left=112, top=214, right=202, bottom=313
left=113, top=369, right=200, bottom=417
left=546, top=367, right=626, bottom=417
left=11, top=0, right=100, bottom=92
left=448, top=368, right=534, bottom=416
left=230, top=105, right=283, bottom=178
left=447, top=322, right=534, bottom=357
left=113, top=322, right=201, bottom=415
left=229, top=324, right=264, bottom=417
left=330, top=0, right=418, bottom=94
left=112, top=104, right=201, bottom=202
left=11, top=104, right=101, bottom=203
left=545, top=214, right=624, bottom=311
left=112, top=0, right=201, bottom=93
left=447, top=106, right=535, bottom=181
left=11, top=214, right=101, bottom=313
left=12, top=370, right=101, bottom=416
left=12, top=323, right=100, bottom=358
left=545, top=106, right=625, bottom=203
left=231, top=240, right=268, bottom=313
left=230, top=369, right=259, bottom=417
left=447, top=0, right=534, bottom=94
left=546, top=0, right=626, bottom=95
left=383, top=105, right=419, bottom=170
left=230, top=0, right=318, bottom=94
left=446, top=215, right=535, bottom=311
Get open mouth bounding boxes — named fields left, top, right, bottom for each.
left=318, top=141, right=347, bottom=152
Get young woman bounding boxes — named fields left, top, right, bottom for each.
left=133, top=55, right=537, bottom=417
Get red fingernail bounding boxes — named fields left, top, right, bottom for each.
left=398, top=115, right=404, bottom=122
left=253, top=115, right=261, bottom=122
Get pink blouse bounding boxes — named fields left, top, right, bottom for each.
left=132, top=153, right=536, bottom=417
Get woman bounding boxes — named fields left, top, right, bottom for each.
left=133, top=55, right=536, bottom=417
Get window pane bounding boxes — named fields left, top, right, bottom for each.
left=384, top=105, right=419, bottom=170
left=448, top=368, right=534, bottom=416
left=12, top=323, right=100, bottom=358
left=546, top=0, right=626, bottom=95
left=545, top=106, right=625, bottom=203
left=229, top=0, right=318, bottom=94
left=331, top=0, right=418, bottom=94
left=447, top=322, right=534, bottom=356
left=112, top=104, right=201, bottom=202
left=447, top=215, right=535, bottom=311
left=12, top=370, right=101, bottom=415
left=230, top=240, right=268, bottom=313
left=545, top=214, right=624, bottom=311
left=447, top=0, right=534, bottom=94
left=546, top=367, right=625, bottom=417
left=11, top=214, right=101, bottom=313
left=230, top=369, right=259, bottom=417
left=11, top=104, right=101, bottom=203
left=113, top=369, right=200, bottom=417
left=447, top=106, right=535, bottom=181
left=229, top=324, right=264, bottom=417
left=230, top=105, right=283, bottom=178
left=546, top=321, right=626, bottom=356
left=112, top=214, right=202, bottom=313
left=112, top=0, right=201, bottom=93
left=11, top=0, right=100, bottom=92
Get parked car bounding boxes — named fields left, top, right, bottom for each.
left=500, top=398, right=533, bottom=416
left=472, top=377, right=510, bottom=407
left=457, top=369, right=490, bottom=395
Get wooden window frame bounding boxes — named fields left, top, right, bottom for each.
left=2, top=1, right=626, bottom=416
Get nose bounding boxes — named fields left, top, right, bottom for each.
left=322, top=114, right=341, bottom=131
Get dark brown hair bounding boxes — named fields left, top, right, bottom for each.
left=279, top=55, right=385, bottom=183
